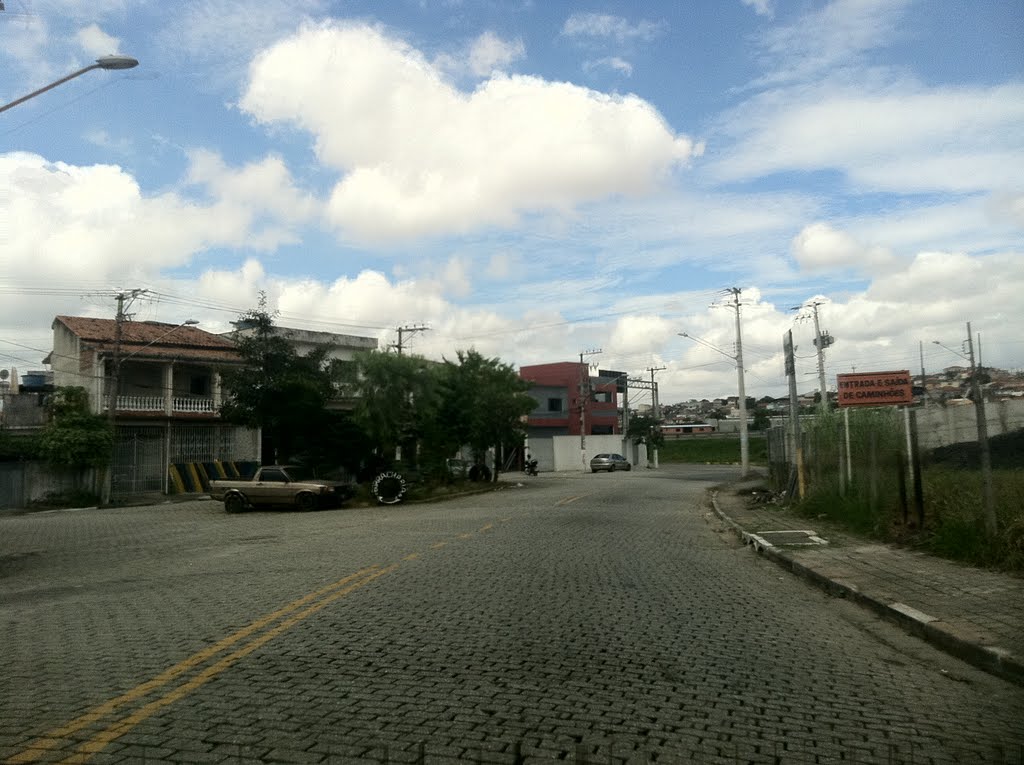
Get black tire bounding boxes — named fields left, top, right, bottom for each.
left=296, top=492, right=318, bottom=512
left=224, top=494, right=245, bottom=514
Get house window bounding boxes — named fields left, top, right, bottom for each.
left=190, top=375, right=209, bottom=396
left=593, top=391, right=611, bottom=403
left=547, top=398, right=562, bottom=412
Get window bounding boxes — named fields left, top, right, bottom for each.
left=260, top=469, right=287, bottom=483
left=593, top=391, right=611, bottom=403
left=547, top=398, right=563, bottom=412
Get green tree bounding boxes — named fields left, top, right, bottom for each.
left=219, top=296, right=336, bottom=464
left=627, top=413, right=665, bottom=448
left=352, top=350, right=439, bottom=469
left=435, top=350, right=535, bottom=481
left=37, top=387, right=113, bottom=468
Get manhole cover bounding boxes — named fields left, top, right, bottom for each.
left=750, top=530, right=828, bottom=547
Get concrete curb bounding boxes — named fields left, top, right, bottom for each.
left=709, top=491, right=1024, bottom=689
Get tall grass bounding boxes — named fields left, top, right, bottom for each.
left=790, top=411, right=1024, bottom=572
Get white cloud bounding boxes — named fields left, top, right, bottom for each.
left=240, top=22, right=698, bottom=243
left=184, top=149, right=319, bottom=225
left=561, top=13, right=667, bottom=44
left=0, top=151, right=315, bottom=288
left=467, top=31, right=525, bottom=77
left=741, top=0, right=774, bottom=18
left=609, top=315, right=674, bottom=355
left=583, top=57, right=633, bottom=77
left=754, top=0, right=912, bottom=86
left=158, top=0, right=325, bottom=87
left=988, top=192, right=1024, bottom=228
left=2, top=16, right=52, bottom=78
left=76, top=24, right=120, bottom=57
left=85, top=129, right=133, bottom=154
left=712, top=82, right=1024, bottom=193
left=792, top=222, right=892, bottom=273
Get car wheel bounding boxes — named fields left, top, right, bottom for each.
left=224, top=494, right=245, bottom=514
left=296, top=492, right=318, bottom=512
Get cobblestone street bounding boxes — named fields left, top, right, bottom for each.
left=2, top=466, right=1022, bottom=763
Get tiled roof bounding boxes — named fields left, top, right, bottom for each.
left=54, top=316, right=241, bottom=363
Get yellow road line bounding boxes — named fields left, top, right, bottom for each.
left=7, top=566, right=381, bottom=764
left=10, top=517, right=512, bottom=764
left=55, top=565, right=399, bottom=765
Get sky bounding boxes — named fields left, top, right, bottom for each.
left=1, top=0, right=1022, bottom=406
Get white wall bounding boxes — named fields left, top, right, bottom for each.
left=549, top=434, right=648, bottom=472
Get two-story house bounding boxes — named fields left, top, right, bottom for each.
left=45, top=315, right=256, bottom=497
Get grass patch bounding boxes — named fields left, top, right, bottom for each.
left=659, top=436, right=768, bottom=465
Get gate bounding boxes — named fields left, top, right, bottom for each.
left=112, top=425, right=167, bottom=497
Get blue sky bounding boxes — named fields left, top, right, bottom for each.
left=1, top=0, right=1022, bottom=403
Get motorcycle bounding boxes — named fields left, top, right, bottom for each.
left=524, top=457, right=538, bottom=476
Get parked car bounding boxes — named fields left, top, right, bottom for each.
left=209, top=465, right=356, bottom=513
left=590, top=453, right=631, bottom=473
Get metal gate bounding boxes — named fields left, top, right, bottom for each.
left=112, top=425, right=167, bottom=497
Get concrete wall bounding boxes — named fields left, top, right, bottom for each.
left=549, top=434, right=646, bottom=472
left=915, top=399, right=1024, bottom=449
left=0, top=462, right=95, bottom=510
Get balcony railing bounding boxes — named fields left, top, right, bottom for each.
left=105, top=395, right=217, bottom=415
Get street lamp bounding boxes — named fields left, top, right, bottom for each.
left=0, top=55, right=139, bottom=114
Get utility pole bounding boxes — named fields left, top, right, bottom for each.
left=919, top=340, right=928, bottom=405
left=578, top=348, right=602, bottom=470
left=966, top=322, right=997, bottom=537
left=810, top=302, right=829, bottom=413
left=393, top=324, right=429, bottom=355
left=792, top=300, right=831, bottom=413
left=647, top=366, right=666, bottom=419
left=726, top=288, right=750, bottom=478
left=104, top=288, right=147, bottom=503
left=647, top=366, right=665, bottom=469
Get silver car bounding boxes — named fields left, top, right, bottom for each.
left=590, top=453, right=631, bottom=473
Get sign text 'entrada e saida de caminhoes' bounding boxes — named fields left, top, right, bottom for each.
left=836, top=370, right=914, bottom=407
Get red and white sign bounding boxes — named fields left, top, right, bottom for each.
left=836, top=370, right=913, bottom=407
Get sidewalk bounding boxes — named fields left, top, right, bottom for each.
left=709, top=477, right=1024, bottom=687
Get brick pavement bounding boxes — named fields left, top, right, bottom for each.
left=4, top=470, right=1024, bottom=763
left=710, top=477, right=1024, bottom=687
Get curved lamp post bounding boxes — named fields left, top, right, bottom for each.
left=0, top=55, right=139, bottom=114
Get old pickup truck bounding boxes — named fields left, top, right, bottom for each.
left=209, top=465, right=357, bottom=513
